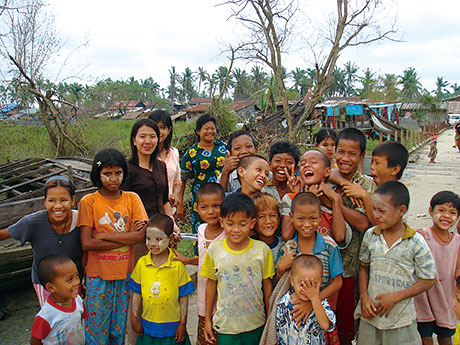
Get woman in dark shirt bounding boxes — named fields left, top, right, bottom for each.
left=123, top=119, right=176, bottom=237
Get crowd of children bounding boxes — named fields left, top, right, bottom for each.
left=26, top=117, right=460, bottom=345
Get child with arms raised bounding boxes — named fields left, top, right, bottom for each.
left=78, top=148, right=149, bottom=345
left=173, top=182, right=226, bottom=345
left=414, top=191, right=460, bottom=345
left=129, top=214, right=195, bottom=345
left=30, top=255, right=87, bottom=345
left=236, top=155, right=271, bottom=198
left=201, top=193, right=275, bottom=344
left=276, top=254, right=336, bottom=345
left=218, top=130, right=258, bottom=192
left=356, top=181, right=436, bottom=345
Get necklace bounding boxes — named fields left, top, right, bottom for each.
left=51, top=216, right=71, bottom=246
left=432, top=228, right=451, bottom=244
left=53, top=297, right=72, bottom=306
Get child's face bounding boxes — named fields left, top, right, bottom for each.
left=299, top=151, right=330, bottom=185
left=429, top=203, right=458, bottom=232
left=270, top=153, right=297, bottom=183
left=157, top=121, right=171, bottom=145
left=255, top=208, right=280, bottom=239
left=100, top=166, right=123, bottom=192
left=290, top=266, right=322, bottom=302
left=133, top=124, right=158, bottom=156
left=44, top=186, right=75, bottom=224
left=370, top=155, right=399, bottom=186
left=335, top=139, right=364, bottom=179
left=316, top=137, right=335, bottom=161
left=146, top=227, right=170, bottom=256
left=239, top=158, right=270, bottom=192
left=231, top=135, right=257, bottom=158
left=291, top=203, right=321, bottom=240
left=47, top=260, right=80, bottom=301
left=220, top=212, right=256, bottom=249
left=372, top=193, right=405, bottom=230
left=197, top=193, right=223, bottom=226
left=453, top=285, right=460, bottom=320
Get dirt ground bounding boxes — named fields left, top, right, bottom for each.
left=1, top=128, right=459, bottom=345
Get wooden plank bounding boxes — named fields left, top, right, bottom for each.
left=0, top=165, right=53, bottom=185
left=0, top=169, right=66, bottom=195
left=0, top=159, right=49, bottom=179
left=2, top=187, right=45, bottom=202
left=0, top=158, right=40, bottom=174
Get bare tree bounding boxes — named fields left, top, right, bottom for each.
left=221, top=0, right=397, bottom=140
left=0, top=0, right=88, bottom=156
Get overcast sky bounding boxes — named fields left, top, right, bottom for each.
left=46, top=0, right=460, bottom=92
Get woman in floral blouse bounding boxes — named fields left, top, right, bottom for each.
left=177, top=114, right=226, bottom=235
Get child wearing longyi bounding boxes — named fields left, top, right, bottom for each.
left=276, top=254, right=336, bottom=345
left=30, top=255, right=88, bottom=345
left=128, top=214, right=195, bottom=345
left=201, top=193, right=275, bottom=344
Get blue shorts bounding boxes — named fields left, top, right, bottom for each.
left=417, top=321, right=456, bottom=338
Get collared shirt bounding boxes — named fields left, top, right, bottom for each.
left=355, top=224, right=436, bottom=330
left=217, top=169, right=241, bottom=193
left=277, top=232, right=343, bottom=289
left=329, top=171, right=376, bottom=277
left=261, top=185, right=291, bottom=216
left=200, top=238, right=275, bottom=334
left=128, top=249, right=195, bottom=338
left=276, top=292, right=335, bottom=345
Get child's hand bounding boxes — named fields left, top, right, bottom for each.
left=171, top=248, right=190, bottom=265
left=290, top=299, right=313, bottom=327
left=305, top=184, right=323, bottom=197
left=203, top=318, right=216, bottom=343
left=132, top=220, right=146, bottom=232
left=222, top=151, right=239, bottom=174
left=276, top=252, right=296, bottom=276
left=285, top=165, right=302, bottom=193
left=360, top=294, right=377, bottom=319
left=300, top=278, right=321, bottom=302
left=175, top=322, right=186, bottom=343
left=319, top=182, right=339, bottom=202
left=375, top=293, right=398, bottom=317
left=341, top=181, right=366, bottom=208
left=176, top=202, right=186, bottom=220
left=131, top=313, right=144, bottom=336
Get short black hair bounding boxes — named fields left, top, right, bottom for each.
left=227, top=130, right=257, bottom=153
left=44, top=176, right=76, bottom=198
left=197, top=182, right=225, bottom=202
left=336, top=128, right=366, bottom=154
left=220, top=193, right=256, bottom=219
left=375, top=180, right=410, bottom=208
left=147, top=214, right=174, bottom=237
left=129, top=118, right=160, bottom=168
left=372, top=141, right=409, bottom=179
left=37, top=254, right=75, bottom=287
left=302, top=150, right=331, bottom=168
left=291, top=192, right=321, bottom=214
left=195, top=113, right=217, bottom=138
left=430, top=191, right=460, bottom=213
left=315, top=128, right=337, bottom=145
left=238, top=154, right=269, bottom=170
left=291, top=254, right=323, bottom=275
left=456, top=275, right=460, bottom=288
left=148, top=110, right=173, bottom=151
left=269, top=141, right=301, bottom=165
left=90, top=148, right=128, bottom=188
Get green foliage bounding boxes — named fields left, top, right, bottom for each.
left=209, top=99, right=238, bottom=138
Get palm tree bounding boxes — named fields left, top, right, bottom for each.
left=451, top=83, right=460, bottom=96
left=197, top=67, right=208, bottom=95
left=168, top=66, right=179, bottom=103
left=290, top=67, right=307, bottom=94
left=213, top=66, right=233, bottom=98
left=180, top=67, right=195, bottom=102
left=399, top=67, right=421, bottom=101
left=232, top=68, right=251, bottom=99
left=306, top=68, right=318, bottom=87
left=250, top=66, right=268, bottom=93
left=343, top=61, right=359, bottom=96
left=434, top=77, right=449, bottom=98
left=379, top=74, right=399, bottom=101
left=360, top=68, right=377, bottom=98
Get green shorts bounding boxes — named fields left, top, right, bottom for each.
left=136, top=334, right=191, bottom=345
left=217, top=326, right=264, bottom=345
left=357, top=320, right=421, bottom=345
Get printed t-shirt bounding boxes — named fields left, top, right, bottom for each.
left=414, top=227, right=460, bottom=329
left=31, top=295, right=88, bottom=345
left=128, top=248, right=195, bottom=338
left=8, top=209, right=82, bottom=284
left=330, top=171, right=376, bottom=277
left=276, top=292, right=335, bottom=345
left=197, top=223, right=226, bottom=317
left=355, top=224, right=436, bottom=330
left=77, top=191, right=148, bottom=280
left=200, top=238, right=275, bottom=334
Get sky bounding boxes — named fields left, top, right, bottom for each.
left=44, top=0, right=460, bottom=93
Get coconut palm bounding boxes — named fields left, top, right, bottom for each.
left=360, top=68, right=377, bottom=98
left=197, top=67, right=208, bottom=95
left=232, top=68, right=251, bottom=99
left=379, top=74, right=399, bottom=101
left=250, top=65, right=268, bottom=93
left=290, top=67, right=307, bottom=94
left=451, top=83, right=460, bottom=96
left=180, top=67, right=196, bottom=102
left=434, top=76, right=449, bottom=98
left=168, top=66, right=179, bottom=102
left=399, top=67, right=422, bottom=101
left=343, top=61, right=359, bottom=96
